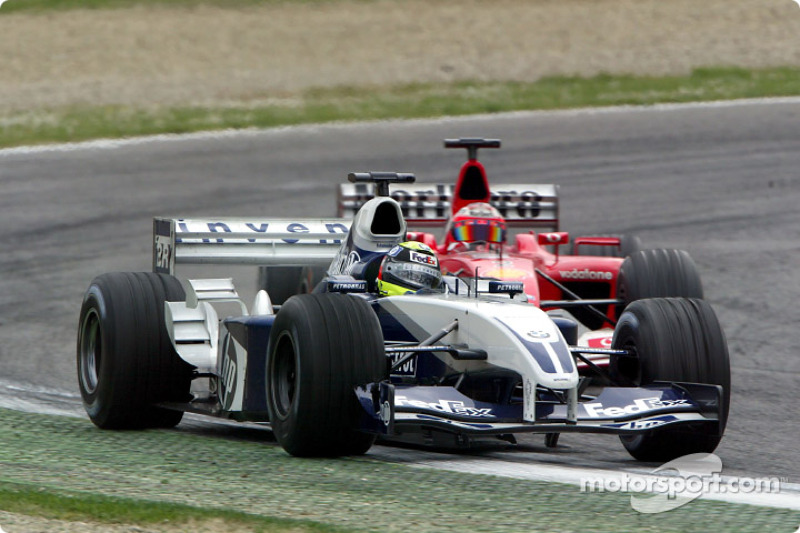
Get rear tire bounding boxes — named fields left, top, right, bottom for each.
left=266, top=293, right=386, bottom=456
left=611, top=298, right=730, bottom=461
left=617, top=249, right=703, bottom=312
left=77, top=272, right=193, bottom=429
left=257, top=266, right=325, bottom=305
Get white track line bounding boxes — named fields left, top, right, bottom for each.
left=1, top=378, right=797, bottom=511
left=372, top=448, right=800, bottom=511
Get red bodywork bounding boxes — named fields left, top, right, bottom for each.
left=406, top=140, right=626, bottom=366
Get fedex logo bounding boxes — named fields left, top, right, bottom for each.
left=395, top=395, right=493, bottom=417
left=584, top=397, right=690, bottom=418
left=410, top=251, right=438, bottom=266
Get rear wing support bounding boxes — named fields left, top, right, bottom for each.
left=153, top=217, right=350, bottom=276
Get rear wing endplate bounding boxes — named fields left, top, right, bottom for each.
left=153, top=217, right=350, bottom=275
left=337, top=183, right=559, bottom=229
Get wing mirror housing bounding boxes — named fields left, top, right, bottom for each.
left=538, top=232, right=570, bottom=258
left=538, top=232, right=569, bottom=247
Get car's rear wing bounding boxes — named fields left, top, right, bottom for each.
left=337, top=183, right=560, bottom=230
left=152, top=217, right=349, bottom=275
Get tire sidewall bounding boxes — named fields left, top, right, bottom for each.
left=266, top=316, right=308, bottom=445
left=76, top=272, right=190, bottom=429
left=265, top=293, right=385, bottom=456
left=77, top=282, right=115, bottom=423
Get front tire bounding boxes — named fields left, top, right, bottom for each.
left=77, top=272, right=193, bottom=429
left=266, top=293, right=386, bottom=457
left=611, top=298, right=730, bottom=461
left=617, top=249, right=703, bottom=313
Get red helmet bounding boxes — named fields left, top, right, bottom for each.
left=448, top=202, right=506, bottom=245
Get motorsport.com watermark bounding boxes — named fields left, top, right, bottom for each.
left=579, top=453, right=784, bottom=513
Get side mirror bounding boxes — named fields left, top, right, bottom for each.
left=537, top=232, right=570, bottom=247
left=488, top=281, right=524, bottom=299
left=327, top=279, right=368, bottom=293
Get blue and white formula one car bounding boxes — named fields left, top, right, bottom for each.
left=77, top=173, right=730, bottom=462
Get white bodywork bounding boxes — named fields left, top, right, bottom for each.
left=328, top=197, right=407, bottom=276
left=154, top=217, right=349, bottom=275
left=376, top=294, right=579, bottom=422
left=153, top=192, right=716, bottom=435
left=156, top=195, right=579, bottom=420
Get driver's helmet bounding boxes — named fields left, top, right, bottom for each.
left=449, top=202, right=507, bottom=244
left=376, top=241, right=442, bottom=297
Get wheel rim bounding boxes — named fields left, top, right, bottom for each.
left=270, top=332, right=298, bottom=420
left=79, top=309, right=102, bottom=395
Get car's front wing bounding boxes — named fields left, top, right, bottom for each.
left=356, top=381, right=722, bottom=436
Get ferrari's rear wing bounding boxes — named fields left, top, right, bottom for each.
left=152, top=217, right=349, bottom=275
left=337, top=183, right=560, bottom=230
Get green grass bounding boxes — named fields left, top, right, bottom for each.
left=0, top=408, right=797, bottom=532
left=0, top=484, right=341, bottom=532
left=2, top=67, right=800, bottom=149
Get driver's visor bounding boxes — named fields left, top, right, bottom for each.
left=451, top=219, right=506, bottom=243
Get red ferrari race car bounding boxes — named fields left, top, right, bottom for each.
left=338, top=138, right=703, bottom=370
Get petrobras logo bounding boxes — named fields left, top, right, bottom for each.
left=327, top=280, right=367, bottom=293
left=558, top=268, right=613, bottom=281
left=395, top=395, right=493, bottom=417
left=583, top=397, right=690, bottom=418
left=410, top=251, right=438, bottom=267
left=489, top=281, right=524, bottom=294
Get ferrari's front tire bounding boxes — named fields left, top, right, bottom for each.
left=77, top=272, right=192, bottom=429
left=611, top=298, right=730, bottom=461
left=265, top=293, right=386, bottom=457
left=617, top=249, right=703, bottom=311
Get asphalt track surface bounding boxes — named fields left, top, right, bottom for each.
left=1, top=99, right=799, bottom=488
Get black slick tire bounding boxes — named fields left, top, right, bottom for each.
left=266, top=293, right=385, bottom=457
left=617, top=249, right=703, bottom=313
left=77, top=272, right=193, bottom=429
left=611, top=298, right=730, bottom=462
left=257, top=266, right=325, bottom=305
